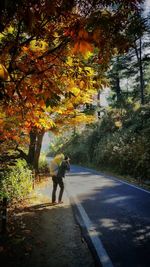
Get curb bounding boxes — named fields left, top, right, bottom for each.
left=65, top=185, right=114, bottom=267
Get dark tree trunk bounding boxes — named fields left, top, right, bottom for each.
left=1, top=197, right=7, bottom=234
left=134, top=37, right=144, bottom=105
left=27, top=127, right=45, bottom=174
left=97, top=89, right=101, bottom=119
left=34, top=130, right=44, bottom=174
left=139, top=37, right=144, bottom=105
left=27, top=129, right=36, bottom=166
left=116, top=76, right=121, bottom=103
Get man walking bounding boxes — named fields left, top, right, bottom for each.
left=50, top=155, right=70, bottom=204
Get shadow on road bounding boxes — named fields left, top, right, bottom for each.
left=0, top=199, right=95, bottom=267
left=74, top=180, right=150, bottom=267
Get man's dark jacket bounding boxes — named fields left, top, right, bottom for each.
left=57, top=160, right=70, bottom=178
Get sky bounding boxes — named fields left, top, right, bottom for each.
left=144, top=0, right=150, bottom=15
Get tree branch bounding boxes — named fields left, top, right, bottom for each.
left=15, top=146, right=28, bottom=161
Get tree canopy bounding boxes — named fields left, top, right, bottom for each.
left=0, top=0, right=143, bottom=170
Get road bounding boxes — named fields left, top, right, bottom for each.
left=65, top=164, right=150, bottom=267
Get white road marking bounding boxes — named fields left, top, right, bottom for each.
left=75, top=166, right=150, bottom=195
left=66, top=184, right=114, bottom=267
left=112, top=177, right=150, bottom=194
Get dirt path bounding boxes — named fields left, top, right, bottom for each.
left=0, top=177, right=95, bottom=267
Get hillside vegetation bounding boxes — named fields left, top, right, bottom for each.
left=52, top=105, right=150, bottom=182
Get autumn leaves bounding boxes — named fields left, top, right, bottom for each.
left=0, top=0, right=143, bottom=149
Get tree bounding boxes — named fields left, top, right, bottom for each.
left=0, top=0, right=143, bottom=172
left=107, top=9, right=150, bottom=107
left=126, top=11, right=147, bottom=104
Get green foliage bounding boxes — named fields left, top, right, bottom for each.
left=55, top=105, right=150, bottom=181
left=107, top=12, right=150, bottom=107
left=38, top=153, right=49, bottom=173
left=64, top=134, right=90, bottom=164
left=0, top=159, right=33, bottom=201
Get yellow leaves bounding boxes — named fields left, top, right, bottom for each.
left=84, top=51, right=93, bottom=60
left=54, top=102, right=74, bottom=116
left=133, top=101, right=141, bottom=111
left=66, top=56, right=73, bottom=66
left=115, top=121, right=122, bottom=128
left=0, top=64, right=9, bottom=80
left=22, top=39, right=48, bottom=55
left=67, top=102, right=74, bottom=110
left=7, top=25, right=15, bottom=34
left=29, top=40, right=48, bottom=52
left=69, top=79, right=75, bottom=88
left=54, top=108, right=63, bottom=114
left=84, top=67, right=94, bottom=77
left=0, top=25, right=14, bottom=40
left=53, top=31, right=61, bottom=46
left=53, top=31, right=59, bottom=38
left=70, top=87, right=80, bottom=96
left=112, top=47, right=118, bottom=55
left=67, top=79, right=81, bottom=96
left=38, top=117, right=55, bottom=129
left=66, top=113, right=95, bottom=127
left=79, top=81, right=85, bottom=89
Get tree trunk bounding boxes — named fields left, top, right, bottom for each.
left=27, top=128, right=45, bottom=174
left=97, top=89, right=101, bottom=119
left=27, top=129, right=36, bottom=166
left=34, top=130, right=44, bottom=174
left=115, top=57, right=121, bottom=104
left=139, top=37, right=144, bottom=105
left=1, top=197, right=7, bottom=234
left=116, top=76, right=121, bottom=103
left=134, top=37, right=144, bottom=105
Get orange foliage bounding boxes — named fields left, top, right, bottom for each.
left=0, top=0, right=142, bottom=144
left=72, top=41, right=93, bottom=55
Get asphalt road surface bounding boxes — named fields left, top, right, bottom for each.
left=65, top=165, right=150, bottom=267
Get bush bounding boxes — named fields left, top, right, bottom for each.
left=54, top=106, right=150, bottom=181
left=39, top=153, right=49, bottom=173
left=0, top=159, right=33, bottom=201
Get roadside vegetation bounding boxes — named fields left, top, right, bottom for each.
left=0, top=0, right=149, bottom=234
left=47, top=7, right=150, bottom=185
left=0, top=155, right=49, bottom=203
left=0, top=159, right=32, bottom=202
left=51, top=104, right=150, bottom=185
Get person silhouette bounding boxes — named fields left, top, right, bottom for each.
left=50, top=155, right=70, bottom=204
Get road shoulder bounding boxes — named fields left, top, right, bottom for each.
left=0, top=177, right=95, bottom=267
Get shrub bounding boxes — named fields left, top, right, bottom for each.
left=39, top=153, right=49, bottom=173
left=53, top=106, right=150, bottom=181
left=0, top=159, right=33, bottom=201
